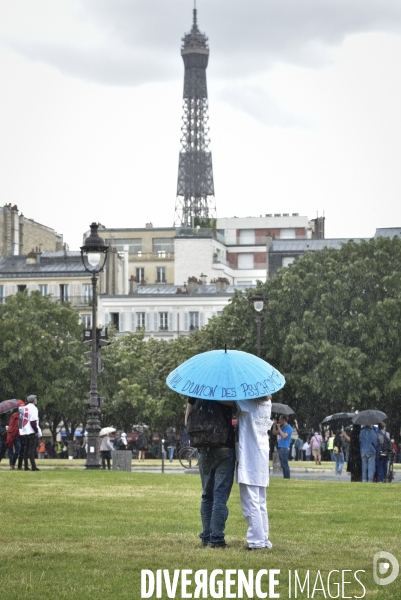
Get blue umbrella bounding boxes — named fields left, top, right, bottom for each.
left=166, top=349, right=285, bottom=401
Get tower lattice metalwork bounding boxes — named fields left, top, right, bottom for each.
left=174, top=7, right=216, bottom=227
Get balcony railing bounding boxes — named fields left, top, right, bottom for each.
left=130, top=252, right=174, bottom=261
left=49, top=295, right=93, bottom=308
left=175, top=227, right=225, bottom=244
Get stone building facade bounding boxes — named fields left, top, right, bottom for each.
left=0, top=204, right=63, bottom=257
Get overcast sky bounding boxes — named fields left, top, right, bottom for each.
left=1, top=0, right=401, bottom=250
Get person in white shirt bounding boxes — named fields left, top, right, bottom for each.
left=19, top=394, right=42, bottom=471
left=302, top=440, right=311, bottom=461
left=236, top=395, right=274, bottom=551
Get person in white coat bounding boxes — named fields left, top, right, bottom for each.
left=19, top=394, right=42, bottom=471
left=236, top=395, right=273, bottom=551
left=100, top=434, right=113, bottom=470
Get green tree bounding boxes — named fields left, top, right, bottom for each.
left=199, top=237, right=401, bottom=437
left=98, top=327, right=215, bottom=439
left=0, top=291, right=88, bottom=439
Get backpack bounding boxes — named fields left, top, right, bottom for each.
left=378, top=431, right=392, bottom=455
left=187, top=399, right=232, bottom=449
left=114, top=437, right=126, bottom=450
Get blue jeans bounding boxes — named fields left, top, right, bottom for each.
left=10, top=435, right=23, bottom=467
left=278, top=447, right=290, bottom=478
left=168, top=447, right=175, bottom=462
left=376, top=456, right=389, bottom=483
left=361, top=452, right=376, bottom=482
left=198, top=447, right=235, bottom=546
left=334, top=452, right=344, bottom=474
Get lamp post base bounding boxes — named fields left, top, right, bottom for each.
left=85, top=405, right=102, bottom=469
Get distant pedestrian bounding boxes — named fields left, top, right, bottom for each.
left=293, top=437, right=303, bottom=461
left=5, top=401, right=26, bottom=470
left=347, top=424, right=362, bottom=482
left=0, top=414, right=7, bottom=462
left=327, top=433, right=335, bottom=461
left=302, top=440, right=311, bottom=461
left=136, top=432, right=148, bottom=462
left=376, top=422, right=391, bottom=483
left=341, top=429, right=351, bottom=464
left=19, top=394, right=42, bottom=471
left=333, top=430, right=344, bottom=475
left=37, top=439, right=45, bottom=459
left=310, top=431, right=323, bottom=465
left=272, top=415, right=292, bottom=478
left=100, top=434, right=113, bottom=470
left=166, top=427, right=177, bottom=462
left=359, top=424, right=378, bottom=483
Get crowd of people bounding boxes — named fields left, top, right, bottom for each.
left=0, top=398, right=186, bottom=468
left=277, top=423, right=399, bottom=483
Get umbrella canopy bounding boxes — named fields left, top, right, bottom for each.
left=321, top=412, right=355, bottom=425
left=166, top=349, right=285, bottom=401
left=0, top=399, right=20, bottom=415
left=99, top=427, right=116, bottom=437
left=271, top=402, right=294, bottom=415
left=353, top=410, right=387, bottom=426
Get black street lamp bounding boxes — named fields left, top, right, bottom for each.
left=80, top=223, right=109, bottom=469
left=248, top=293, right=268, bottom=358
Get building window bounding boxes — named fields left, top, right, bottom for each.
left=83, top=283, right=92, bottom=304
left=110, top=313, right=120, bottom=329
left=82, top=314, right=91, bottom=327
left=239, top=229, right=255, bottom=245
left=60, top=284, right=69, bottom=302
left=159, top=312, right=168, bottom=331
left=105, top=238, right=142, bottom=253
left=0, top=285, right=3, bottom=304
left=153, top=238, right=174, bottom=253
left=282, top=257, right=296, bottom=267
left=38, top=284, right=48, bottom=297
left=17, top=285, right=27, bottom=293
left=156, top=267, right=166, bottom=283
left=189, top=312, right=199, bottom=331
left=238, top=253, right=254, bottom=269
left=280, top=228, right=296, bottom=239
left=136, top=268, right=145, bottom=283
left=137, top=312, right=146, bottom=331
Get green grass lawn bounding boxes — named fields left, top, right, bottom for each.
left=0, top=471, right=400, bottom=599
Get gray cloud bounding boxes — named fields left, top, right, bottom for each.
left=4, top=0, right=401, bottom=87
left=217, top=83, right=313, bottom=129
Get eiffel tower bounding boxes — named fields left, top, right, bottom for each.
left=174, top=4, right=216, bottom=227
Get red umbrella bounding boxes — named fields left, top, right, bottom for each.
left=0, top=399, right=21, bottom=415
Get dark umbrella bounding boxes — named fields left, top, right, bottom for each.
left=321, top=412, right=355, bottom=425
left=271, top=402, right=294, bottom=415
left=353, top=410, right=387, bottom=425
left=0, top=399, right=20, bottom=415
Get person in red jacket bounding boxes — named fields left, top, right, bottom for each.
left=6, top=400, right=26, bottom=470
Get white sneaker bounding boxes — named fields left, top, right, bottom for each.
left=265, top=540, right=273, bottom=550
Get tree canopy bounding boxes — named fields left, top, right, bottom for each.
left=199, top=237, right=401, bottom=436
left=3, top=236, right=401, bottom=442
left=0, top=291, right=88, bottom=439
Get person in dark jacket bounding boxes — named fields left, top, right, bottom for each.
left=136, top=432, right=148, bottom=462
left=347, top=424, right=362, bottom=482
left=333, top=430, right=344, bottom=475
